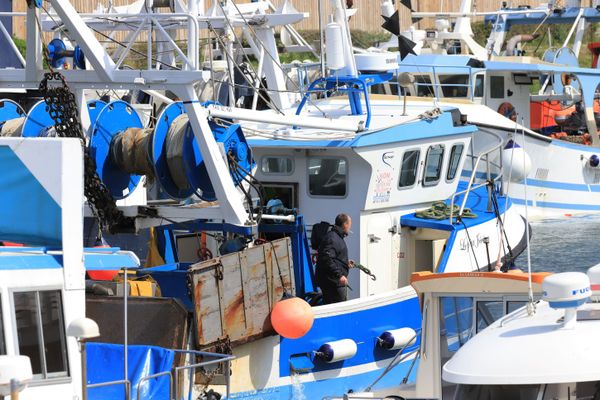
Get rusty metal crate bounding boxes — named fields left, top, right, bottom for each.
left=190, top=237, right=295, bottom=348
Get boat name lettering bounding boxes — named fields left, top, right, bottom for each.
left=460, top=233, right=486, bottom=251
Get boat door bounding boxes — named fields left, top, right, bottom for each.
left=366, top=212, right=394, bottom=295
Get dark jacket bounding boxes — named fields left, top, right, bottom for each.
left=316, top=225, right=349, bottom=287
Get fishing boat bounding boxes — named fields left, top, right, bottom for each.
left=0, top=1, right=529, bottom=399
left=369, top=0, right=600, bottom=218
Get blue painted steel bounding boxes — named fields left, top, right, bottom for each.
left=400, top=182, right=505, bottom=231
left=278, top=295, right=421, bottom=377
left=249, top=110, right=475, bottom=149
left=231, top=357, right=417, bottom=399
left=73, top=45, right=86, bottom=69
left=87, top=100, right=106, bottom=127
left=90, top=100, right=144, bottom=199
left=87, top=343, right=174, bottom=400
left=0, top=254, right=63, bottom=270
left=296, top=74, right=392, bottom=129
left=138, top=263, right=193, bottom=310
left=153, top=102, right=254, bottom=201
left=436, top=230, right=457, bottom=273
left=549, top=299, right=588, bottom=308
left=0, top=99, right=25, bottom=127
left=83, top=252, right=140, bottom=270
left=153, top=102, right=193, bottom=199
left=0, top=146, right=62, bottom=246
left=47, top=38, right=67, bottom=68
left=22, top=100, right=54, bottom=137
left=485, top=7, right=600, bottom=27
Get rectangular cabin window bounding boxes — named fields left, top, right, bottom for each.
left=260, top=156, right=294, bottom=175
left=414, top=75, right=434, bottom=97
left=398, top=150, right=420, bottom=188
left=446, top=144, right=464, bottom=181
left=490, top=76, right=505, bottom=99
left=14, top=290, right=68, bottom=379
left=308, top=157, right=347, bottom=197
left=439, top=75, right=469, bottom=98
left=474, top=75, right=484, bottom=97
left=423, top=145, right=445, bottom=186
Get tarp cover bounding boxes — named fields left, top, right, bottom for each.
left=87, top=342, right=174, bottom=400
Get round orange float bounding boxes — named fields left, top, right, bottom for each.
left=270, top=296, right=314, bottom=339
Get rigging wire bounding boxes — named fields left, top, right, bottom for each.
left=226, top=0, right=331, bottom=118
left=520, top=117, right=535, bottom=315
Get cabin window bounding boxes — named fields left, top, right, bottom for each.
left=441, top=297, right=474, bottom=353
left=260, top=156, right=294, bottom=175
left=14, top=290, right=68, bottom=379
left=398, top=150, right=420, bottom=188
left=439, top=75, right=469, bottom=98
left=423, top=145, right=445, bottom=186
left=308, top=157, right=347, bottom=197
left=490, top=76, right=505, bottom=99
left=476, top=300, right=504, bottom=333
left=414, top=75, right=434, bottom=97
left=474, top=75, right=484, bottom=97
left=446, top=144, right=464, bottom=181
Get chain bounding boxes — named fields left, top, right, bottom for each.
left=38, top=71, right=134, bottom=233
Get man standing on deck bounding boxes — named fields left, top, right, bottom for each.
left=316, top=213, right=354, bottom=304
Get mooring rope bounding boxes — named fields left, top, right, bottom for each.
left=110, top=127, right=155, bottom=177
left=0, top=117, right=25, bottom=137
left=165, top=113, right=191, bottom=190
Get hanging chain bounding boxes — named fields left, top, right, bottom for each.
left=38, top=71, right=134, bottom=233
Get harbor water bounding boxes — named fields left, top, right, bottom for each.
left=524, top=215, right=600, bottom=273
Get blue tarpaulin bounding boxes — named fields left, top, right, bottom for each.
left=87, top=343, right=175, bottom=400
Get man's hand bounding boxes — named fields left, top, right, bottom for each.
left=339, top=276, right=348, bottom=286
left=348, top=260, right=355, bottom=268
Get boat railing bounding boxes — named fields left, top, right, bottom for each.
left=87, top=349, right=234, bottom=400
left=448, top=129, right=504, bottom=223
left=394, top=64, right=481, bottom=101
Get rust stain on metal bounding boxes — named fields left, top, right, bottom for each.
left=224, top=290, right=245, bottom=331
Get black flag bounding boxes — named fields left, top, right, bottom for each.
left=400, top=0, right=414, bottom=12
left=381, top=10, right=417, bottom=60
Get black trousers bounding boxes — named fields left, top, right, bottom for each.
left=321, top=284, right=348, bottom=304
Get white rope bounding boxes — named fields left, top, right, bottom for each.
left=165, top=113, right=191, bottom=190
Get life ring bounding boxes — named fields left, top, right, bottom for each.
left=498, top=102, right=517, bottom=121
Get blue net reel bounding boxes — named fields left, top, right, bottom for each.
left=153, top=102, right=253, bottom=201
left=88, top=100, right=254, bottom=202
left=89, top=100, right=145, bottom=200
left=47, top=38, right=86, bottom=70
left=22, top=100, right=56, bottom=137
left=0, top=99, right=25, bottom=125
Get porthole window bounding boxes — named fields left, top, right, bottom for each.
left=308, top=157, right=347, bottom=197
left=398, top=150, right=420, bottom=188
left=423, top=145, right=445, bottom=186
left=260, top=156, right=294, bottom=175
left=447, top=144, right=464, bottom=181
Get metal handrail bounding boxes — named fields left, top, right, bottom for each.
left=136, top=372, right=172, bottom=400
left=87, top=378, right=131, bottom=399
left=449, top=129, right=504, bottom=223
left=87, top=349, right=234, bottom=400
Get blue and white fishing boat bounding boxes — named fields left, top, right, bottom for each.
left=0, top=1, right=529, bottom=399
left=366, top=0, right=600, bottom=219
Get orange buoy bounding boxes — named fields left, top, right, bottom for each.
left=270, top=296, right=314, bottom=339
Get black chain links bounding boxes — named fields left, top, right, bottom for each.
left=39, top=71, right=134, bottom=233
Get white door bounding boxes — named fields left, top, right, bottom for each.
left=366, top=213, right=394, bottom=296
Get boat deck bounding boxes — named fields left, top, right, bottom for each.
left=400, top=182, right=509, bottom=231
